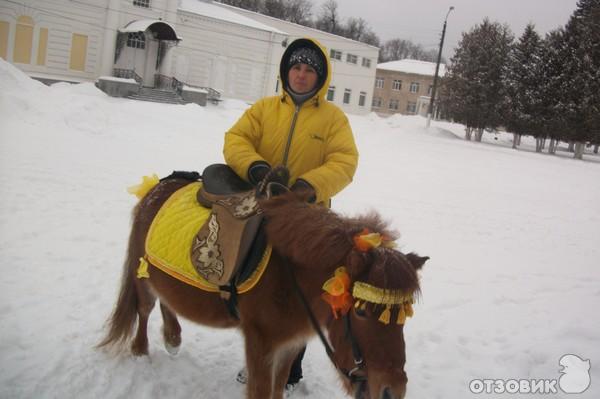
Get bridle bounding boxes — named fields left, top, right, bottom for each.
left=283, top=257, right=367, bottom=387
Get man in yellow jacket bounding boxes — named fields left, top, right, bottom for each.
left=224, top=37, right=359, bottom=392
left=224, top=37, right=358, bottom=205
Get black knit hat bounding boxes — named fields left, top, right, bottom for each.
left=287, top=47, right=324, bottom=78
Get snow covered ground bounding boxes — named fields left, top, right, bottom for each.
left=1, top=59, right=599, bottom=399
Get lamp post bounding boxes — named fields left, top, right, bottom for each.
left=426, top=6, right=454, bottom=128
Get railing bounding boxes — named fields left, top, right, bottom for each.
left=161, top=75, right=222, bottom=104
left=113, top=68, right=142, bottom=85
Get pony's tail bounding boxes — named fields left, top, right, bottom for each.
left=97, top=210, right=141, bottom=350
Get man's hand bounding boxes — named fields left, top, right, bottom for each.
left=247, top=161, right=271, bottom=186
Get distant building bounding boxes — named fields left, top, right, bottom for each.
left=217, top=2, right=379, bottom=115
left=372, top=59, right=446, bottom=117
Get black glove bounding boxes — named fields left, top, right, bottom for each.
left=247, top=161, right=271, bottom=186
left=290, top=179, right=316, bottom=203
left=256, top=165, right=290, bottom=198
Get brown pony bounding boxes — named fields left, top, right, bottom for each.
left=98, top=177, right=429, bottom=399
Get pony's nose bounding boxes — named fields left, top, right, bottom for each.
left=379, top=385, right=406, bottom=399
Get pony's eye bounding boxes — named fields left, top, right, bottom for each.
left=354, top=306, right=368, bottom=319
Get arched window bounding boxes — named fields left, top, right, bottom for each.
left=14, top=15, right=34, bottom=64
left=127, top=32, right=145, bottom=49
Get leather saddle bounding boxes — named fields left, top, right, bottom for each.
left=192, top=164, right=267, bottom=299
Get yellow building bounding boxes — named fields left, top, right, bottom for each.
left=372, top=59, right=446, bottom=117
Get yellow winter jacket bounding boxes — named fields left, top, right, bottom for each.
left=223, top=38, right=359, bottom=205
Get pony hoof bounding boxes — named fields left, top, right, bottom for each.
left=164, top=342, right=180, bottom=355
left=131, top=346, right=149, bottom=357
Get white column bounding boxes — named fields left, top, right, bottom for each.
left=159, top=0, right=180, bottom=78
left=100, top=0, right=121, bottom=76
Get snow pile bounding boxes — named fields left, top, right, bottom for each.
left=1, top=59, right=599, bottom=398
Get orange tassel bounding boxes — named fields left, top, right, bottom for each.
left=378, top=305, right=391, bottom=324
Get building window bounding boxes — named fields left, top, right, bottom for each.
left=330, top=49, right=342, bottom=61
left=375, top=77, right=384, bottom=89
left=133, top=0, right=150, bottom=8
left=409, top=82, right=420, bottom=93
left=127, top=32, right=145, bottom=49
left=393, top=80, right=402, bottom=91
left=346, top=53, right=358, bottom=64
left=37, top=27, right=48, bottom=66
left=343, top=88, right=351, bottom=104
left=372, top=97, right=382, bottom=108
left=358, top=91, right=366, bottom=107
left=69, top=33, right=88, bottom=71
left=406, top=101, right=417, bottom=114
left=362, top=58, right=371, bottom=68
left=389, top=99, right=399, bottom=110
left=327, top=86, right=335, bottom=101
left=14, top=15, right=34, bottom=64
left=0, top=21, right=9, bottom=60
left=428, top=85, right=433, bottom=96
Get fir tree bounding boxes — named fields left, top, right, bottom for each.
left=505, top=24, right=545, bottom=150
left=441, top=19, right=514, bottom=141
left=558, top=0, right=600, bottom=158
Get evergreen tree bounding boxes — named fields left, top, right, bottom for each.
left=505, top=24, right=545, bottom=150
left=561, top=0, right=600, bottom=158
left=536, top=29, right=568, bottom=153
left=441, top=19, right=514, bottom=141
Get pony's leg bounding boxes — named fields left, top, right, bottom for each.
left=160, top=302, right=182, bottom=355
left=272, top=346, right=304, bottom=399
left=131, top=279, right=156, bottom=356
left=244, top=332, right=276, bottom=399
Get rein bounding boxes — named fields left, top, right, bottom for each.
left=283, top=257, right=366, bottom=385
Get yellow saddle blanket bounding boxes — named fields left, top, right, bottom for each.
left=142, top=182, right=271, bottom=293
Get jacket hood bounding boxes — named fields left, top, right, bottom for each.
left=279, top=38, right=332, bottom=104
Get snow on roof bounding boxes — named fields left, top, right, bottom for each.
left=377, top=59, right=446, bottom=77
left=179, top=0, right=286, bottom=35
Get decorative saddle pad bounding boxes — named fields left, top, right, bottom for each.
left=144, top=182, right=271, bottom=293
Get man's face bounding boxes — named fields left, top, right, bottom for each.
left=288, top=63, right=318, bottom=94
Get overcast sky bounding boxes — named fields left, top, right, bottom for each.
left=311, top=0, right=579, bottom=59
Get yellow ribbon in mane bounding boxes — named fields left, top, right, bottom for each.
left=127, top=174, right=160, bottom=199
left=353, top=228, right=397, bottom=252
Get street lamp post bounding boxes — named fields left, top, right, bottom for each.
left=426, top=6, right=454, bottom=129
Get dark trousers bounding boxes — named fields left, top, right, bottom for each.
left=287, top=345, right=306, bottom=384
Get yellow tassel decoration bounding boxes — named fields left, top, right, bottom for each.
left=137, top=257, right=150, bottom=279
left=397, top=306, right=407, bottom=325
left=356, top=300, right=367, bottom=311
left=127, top=174, right=160, bottom=199
left=405, top=302, right=414, bottom=318
left=378, top=305, right=391, bottom=325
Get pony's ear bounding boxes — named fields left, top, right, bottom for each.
left=406, top=253, right=429, bottom=270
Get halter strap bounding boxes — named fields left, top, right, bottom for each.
left=283, top=257, right=366, bottom=384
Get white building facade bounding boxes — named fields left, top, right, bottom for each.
left=218, top=3, right=379, bottom=115
left=1, top=0, right=378, bottom=112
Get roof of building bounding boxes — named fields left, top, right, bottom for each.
left=179, top=0, right=286, bottom=35
left=377, top=59, right=446, bottom=77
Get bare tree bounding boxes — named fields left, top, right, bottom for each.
left=315, top=0, right=342, bottom=35
left=217, top=0, right=262, bottom=12
left=285, top=0, right=313, bottom=25
left=263, top=0, right=286, bottom=19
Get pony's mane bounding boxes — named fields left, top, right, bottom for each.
left=260, top=192, right=420, bottom=294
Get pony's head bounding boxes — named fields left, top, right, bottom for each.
left=327, top=244, right=428, bottom=399
left=260, top=191, right=429, bottom=399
